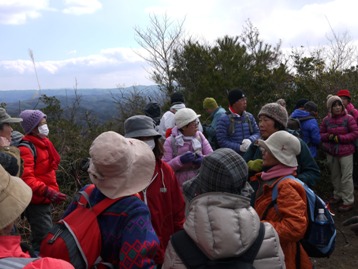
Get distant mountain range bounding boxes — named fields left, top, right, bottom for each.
left=2, top=85, right=164, bottom=123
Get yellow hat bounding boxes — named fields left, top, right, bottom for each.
left=203, top=97, right=218, bottom=110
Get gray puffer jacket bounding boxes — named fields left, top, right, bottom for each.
left=162, top=193, right=285, bottom=269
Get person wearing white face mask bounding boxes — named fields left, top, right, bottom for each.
left=124, top=115, right=186, bottom=268
left=18, top=109, right=66, bottom=255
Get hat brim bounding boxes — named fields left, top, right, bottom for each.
left=257, top=138, right=298, bottom=167
left=125, top=129, right=161, bottom=139
left=177, top=115, right=201, bottom=129
left=0, top=173, right=32, bottom=229
left=89, top=139, right=155, bottom=199
left=2, top=118, right=23, bottom=123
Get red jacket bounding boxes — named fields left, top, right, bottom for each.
left=254, top=175, right=312, bottom=269
left=0, top=235, right=74, bottom=268
left=19, top=135, right=60, bottom=204
left=139, top=160, right=185, bottom=265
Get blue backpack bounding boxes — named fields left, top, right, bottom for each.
left=262, top=175, right=336, bottom=258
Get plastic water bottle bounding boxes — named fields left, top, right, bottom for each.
left=314, top=208, right=329, bottom=247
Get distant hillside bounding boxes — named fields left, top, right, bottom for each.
left=2, top=85, right=165, bottom=123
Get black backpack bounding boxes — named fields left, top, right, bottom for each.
left=287, top=116, right=314, bottom=137
left=144, top=102, right=161, bottom=126
left=170, top=222, right=265, bottom=269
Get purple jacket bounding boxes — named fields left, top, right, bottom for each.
left=162, top=126, right=213, bottom=188
left=320, top=110, right=358, bottom=157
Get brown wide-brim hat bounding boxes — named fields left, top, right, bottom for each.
left=88, top=131, right=155, bottom=199
left=0, top=164, right=32, bottom=229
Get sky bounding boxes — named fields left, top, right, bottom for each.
left=0, top=0, right=357, bottom=90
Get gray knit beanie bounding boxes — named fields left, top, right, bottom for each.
left=326, top=95, right=342, bottom=110
left=258, top=103, right=288, bottom=128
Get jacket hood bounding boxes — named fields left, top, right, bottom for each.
left=290, top=109, right=310, bottom=118
left=184, top=192, right=261, bottom=260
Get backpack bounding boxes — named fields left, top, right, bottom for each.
left=18, top=140, right=37, bottom=162
left=0, top=146, right=23, bottom=177
left=226, top=111, right=254, bottom=136
left=170, top=222, right=265, bottom=269
left=287, top=116, right=314, bottom=138
left=262, top=175, right=336, bottom=258
left=40, top=184, right=121, bottom=269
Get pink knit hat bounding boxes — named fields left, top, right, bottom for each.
left=19, top=110, right=46, bottom=134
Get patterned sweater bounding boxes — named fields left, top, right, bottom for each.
left=63, top=186, right=159, bottom=269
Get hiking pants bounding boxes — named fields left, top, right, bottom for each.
left=24, top=203, right=53, bottom=253
left=327, top=154, right=354, bottom=205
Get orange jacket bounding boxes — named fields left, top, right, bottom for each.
left=254, top=175, right=312, bottom=269
left=19, top=135, right=60, bottom=204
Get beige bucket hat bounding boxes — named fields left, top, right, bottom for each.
left=88, top=131, right=155, bottom=199
left=0, top=164, right=32, bottom=229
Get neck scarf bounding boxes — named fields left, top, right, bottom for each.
left=261, top=164, right=297, bottom=181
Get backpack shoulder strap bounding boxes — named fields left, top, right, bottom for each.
left=261, top=175, right=297, bottom=220
left=239, top=222, right=265, bottom=264
left=73, top=184, right=122, bottom=217
left=171, top=135, right=178, bottom=157
left=299, top=115, right=315, bottom=122
left=171, top=230, right=207, bottom=268
left=171, top=223, right=265, bottom=268
left=18, top=140, right=37, bottom=161
left=244, top=112, right=254, bottom=135
left=226, top=111, right=236, bottom=136
left=0, top=257, right=40, bottom=269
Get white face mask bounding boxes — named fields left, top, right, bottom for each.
left=38, top=124, right=49, bottom=137
left=145, top=139, right=155, bottom=150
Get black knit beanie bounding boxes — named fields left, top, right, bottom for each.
left=228, top=89, right=245, bottom=106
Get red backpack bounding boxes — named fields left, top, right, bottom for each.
left=40, top=184, right=122, bottom=269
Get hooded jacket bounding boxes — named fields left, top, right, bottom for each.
left=290, top=109, right=320, bottom=158
left=162, top=193, right=286, bottom=269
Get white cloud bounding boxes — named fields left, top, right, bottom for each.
left=0, top=0, right=49, bottom=25
left=0, top=48, right=152, bottom=90
left=62, top=0, right=102, bottom=15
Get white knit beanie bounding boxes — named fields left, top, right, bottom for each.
left=174, top=108, right=201, bottom=129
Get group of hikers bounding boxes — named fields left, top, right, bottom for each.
left=1, top=88, right=358, bottom=268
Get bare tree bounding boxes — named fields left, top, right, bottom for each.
left=325, top=18, right=356, bottom=71
left=134, top=13, right=185, bottom=95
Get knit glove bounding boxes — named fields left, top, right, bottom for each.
left=240, top=139, right=252, bottom=152
left=247, top=159, right=263, bottom=173
left=343, top=216, right=358, bottom=235
left=192, top=154, right=204, bottom=165
left=44, top=188, right=67, bottom=204
left=328, top=134, right=339, bottom=143
left=180, top=151, right=196, bottom=164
